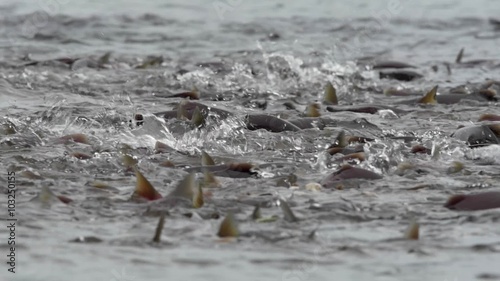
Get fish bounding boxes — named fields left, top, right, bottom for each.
left=404, top=220, right=419, bottom=240
left=132, top=168, right=162, bottom=201
left=155, top=141, right=176, bottom=154
left=97, top=51, right=112, bottom=67
left=166, top=173, right=196, bottom=201
left=455, top=48, right=464, bottom=63
left=170, top=87, right=200, bottom=100
left=453, top=48, right=495, bottom=66
left=30, top=186, right=70, bottom=206
left=135, top=55, right=164, bottom=69
left=411, top=144, right=431, bottom=154
left=326, top=105, right=403, bottom=115
left=321, top=164, right=382, bottom=188
left=57, top=133, right=90, bottom=145
left=305, top=103, right=321, bottom=117
left=323, top=82, right=338, bottom=105
left=155, top=101, right=233, bottom=121
left=327, top=145, right=364, bottom=156
left=251, top=205, right=262, bottom=220
left=379, top=70, right=423, bottom=81
left=201, top=150, right=216, bottom=166
left=193, top=184, right=204, bottom=208
left=191, top=106, right=205, bottom=127
left=372, top=60, right=416, bottom=69
left=444, top=192, right=500, bottom=211
left=185, top=163, right=258, bottom=178
left=278, top=199, right=299, bottom=222
left=433, top=88, right=497, bottom=104
left=333, top=152, right=366, bottom=164
left=152, top=213, right=166, bottom=243
left=451, top=124, right=500, bottom=147
left=202, top=171, right=221, bottom=188
left=478, top=114, right=500, bottom=122
left=245, top=114, right=301, bottom=132
left=383, top=88, right=420, bottom=97
left=418, top=86, right=438, bottom=104
left=217, top=212, right=239, bottom=238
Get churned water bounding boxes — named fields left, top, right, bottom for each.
left=1, top=0, right=500, bottom=281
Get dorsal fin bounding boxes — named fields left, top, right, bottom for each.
left=305, top=103, right=321, bottom=117
left=193, top=184, right=204, bottom=208
left=217, top=212, right=239, bottom=237
left=418, top=85, right=438, bottom=104
left=278, top=199, right=299, bottom=222
left=324, top=82, right=338, bottom=105
left=167, top=173, right=195, bottom=200
left=191, top=106, right=204, bottom=127
left=201, top=150, right=216, bottom=166
left=455, top=48, right=464, bottom=63
left=176, top=100, right=189, bottom=120
left=404, top=220, right=419, bottom=240
left=132, top=168, right=162, bottom=201
left=151, top=213, right=166, bottom=243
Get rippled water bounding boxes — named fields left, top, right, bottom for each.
left=1, top=1, right=500, bottom=281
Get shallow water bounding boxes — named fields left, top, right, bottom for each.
left=1, top=1, right=500, bottom=281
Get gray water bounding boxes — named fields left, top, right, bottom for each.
left=1, top=0, right=500, bottom=280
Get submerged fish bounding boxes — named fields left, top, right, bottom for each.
left=451, top=124, right=500, bottom=147
left=245, top=114, right=301, bottom=132
left=321, top=165, right=382, bottom=188
left=445, top=192, right=500, bottom=211
left=379, top=70, right=423, bottom=81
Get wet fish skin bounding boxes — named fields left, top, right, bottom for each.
left=411, top=144, right=431, bottom=154
left=327, top=145, right=364, bottom=156
left=132, top=168, right=163, bottom=201
left=451, top=124, right=500, bottom=147
left=333, top=152, right=366, bottom=164
left=404, top=220, right=419, bottom=240
left=245, top=114, right=301, bottom=132
left=251, top=205, right=262, bottom=220
left=455, top=48, right=464, bottom=63
left=155, top=141, right=176, bottom=154
left=324, top=82, right=338, bottom=105
left=444, top=192, right=500, bottom=211
left=166, top=173, right=195, bottom=201
left=379, top=70, right=423, bottom=81
left=418, top=86, right=438, bottom=104
left=435, top=92, right=496, bottom=104
left=155, top=101, right=233, bottom=121
left=288, top=117, right=326, bottom=130
left=278, top=199, right=299, bottom=222
left=478, top=114, right=500, bottom=122
left=57, top=133, right=90, bottom=145
left=305, top=103, right=321, bottom=117
left=372, top=60, right=416, bottom=69
left=321, top=165, right=382, bottom=188
left=217, top=212, right=239, bottom=238
left=185, top=164, right=257, bottom=178
left=193, top=184, right=204, bottom=208
left=327, top=106, right=383, bottom=114
left=152, top=213, right=166, bottom=243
